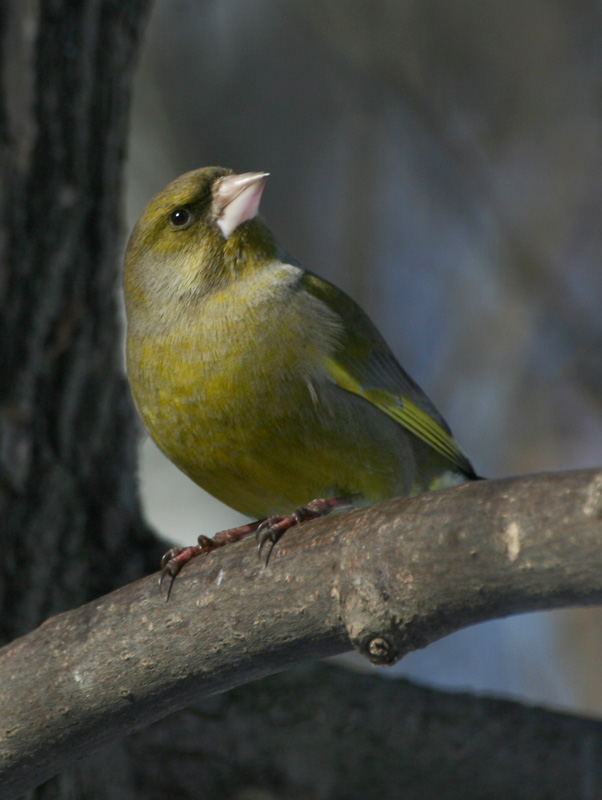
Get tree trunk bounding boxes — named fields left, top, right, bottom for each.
left=0, top=0, right=161, bottom=644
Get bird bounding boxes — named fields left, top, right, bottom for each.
left=123, top=166, right=479, bottom=592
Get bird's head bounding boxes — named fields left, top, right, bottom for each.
left=124, top=166, right=276, bottom=314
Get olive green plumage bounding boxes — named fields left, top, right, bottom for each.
left=124, top=166, right=477, bottom=521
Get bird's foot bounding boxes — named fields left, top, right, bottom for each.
left=159, top=496, right=354, bottom=597
left=256, top=496, right=353, bottom=564
left=159, top=520, right=261, bottom=599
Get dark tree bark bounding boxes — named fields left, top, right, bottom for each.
left=109, top=663, right=602, bottom=800
left=0, top=0, right=160, bottom=642
left=0, top=1, right=160, bottom=797
left=1, top=2, right=602, bottom=799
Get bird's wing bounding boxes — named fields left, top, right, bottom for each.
left=299, top=271, right=475, bottom=477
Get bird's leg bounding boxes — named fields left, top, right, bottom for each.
left=256, top=496, right=354, bottom=564
left=159, top=520, right=262, bottom=598
left=159, top=496, right=354, bottom=598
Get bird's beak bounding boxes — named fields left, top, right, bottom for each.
left=213, top=171, right=269, bottom=239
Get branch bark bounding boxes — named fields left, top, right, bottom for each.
left=2, top=468, right=602, bottom=797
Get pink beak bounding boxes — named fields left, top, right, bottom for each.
left=213, top=171, right=269, bottom=239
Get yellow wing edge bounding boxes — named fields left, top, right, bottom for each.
left=324, top=357, right=467, bottom=470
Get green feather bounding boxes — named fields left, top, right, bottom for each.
left=300, top=271, right=475, bottom=478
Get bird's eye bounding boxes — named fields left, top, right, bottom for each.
left=169, top=208, right=192, bottom=228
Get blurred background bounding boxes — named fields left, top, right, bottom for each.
left=124, top=0, right=602, bottom=715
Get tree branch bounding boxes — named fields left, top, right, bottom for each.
left=2, top=469, right=602, bottom=797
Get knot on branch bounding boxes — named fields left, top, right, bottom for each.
left=336, top=515, right=416, bottom=666
left=337, top=569, right=406, bottom=666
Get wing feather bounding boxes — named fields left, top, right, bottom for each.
left=298, top=270, right=476, bottom=478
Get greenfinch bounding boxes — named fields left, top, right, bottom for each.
left=123, top=167, right=478, bottom=583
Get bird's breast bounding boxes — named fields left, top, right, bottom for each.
left=125, top=264, right=354, bottom=513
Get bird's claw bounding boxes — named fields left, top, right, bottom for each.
left=255, top=497, right=352, bottom=565
left=158, top=523, right=264, bottom=599
left=158, top=498, right=352, bottom=596
left=255, top=515, right=286, bottom=564
left=158, top=537, right=217, bottom=599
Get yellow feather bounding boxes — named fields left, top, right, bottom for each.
left=324, top=357, right=467, bottom=470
